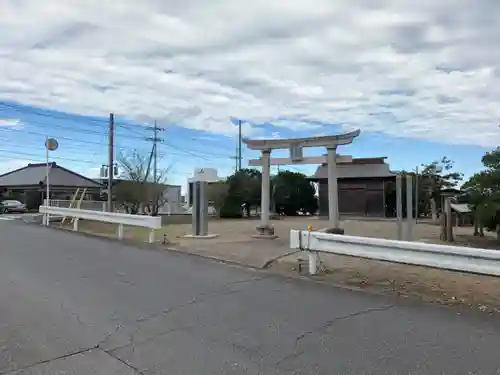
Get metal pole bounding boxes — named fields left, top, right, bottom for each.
left=107, top=113, right=114, bottom=212
left=153, top=121, right=157, bottom=183
left=45, top=137, right=51, bottom=226
left=153, top=121, right=158, bottom=215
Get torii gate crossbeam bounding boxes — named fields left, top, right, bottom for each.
left=243, top=130, right=361, bottom=238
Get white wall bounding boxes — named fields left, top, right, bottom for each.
left=158, top=185, right=182, bottom=213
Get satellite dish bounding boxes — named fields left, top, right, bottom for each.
left=45, top=138, right=58, bottom=151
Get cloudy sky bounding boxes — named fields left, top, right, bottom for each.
left=1, top=0, right=499, bottom=187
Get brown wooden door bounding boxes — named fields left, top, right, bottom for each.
left=339, top=189, right=366, bottom=215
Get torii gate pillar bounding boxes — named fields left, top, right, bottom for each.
left=244, top=130, right=361, bottom=238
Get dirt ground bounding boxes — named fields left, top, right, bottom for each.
left=62, top=215, right=495, bottom=247
left=271, top=253, right=500, bottom=313
left=59, top=216, right=500, bottom=312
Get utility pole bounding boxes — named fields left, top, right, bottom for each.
left=146, top=121, right=164, bottom=182
left=146, top=121, right=164, bottom=214
left=153, top=121, right=158, bottom=184
left=230, top=145, right=239, bottom=173
left=238, top=119, right=242, bottom=170
left=107, top=113, right=114, bottom=212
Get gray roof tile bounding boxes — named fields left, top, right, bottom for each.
left=312, top=162, right=396, bottom=179
left=0, top=162, right=103, bottom=188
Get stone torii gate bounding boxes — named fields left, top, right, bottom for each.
left=243, top=130, right=361, bottom=238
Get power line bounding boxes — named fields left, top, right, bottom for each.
left=0, top=118, right=235, bottom=161
left=1, top=103, right=239, bottom=167
left=0, top=126, right=150, bottom=154
left=0, top=150, right=192, bottom=178
left=0, top=101, right=109, bottom=126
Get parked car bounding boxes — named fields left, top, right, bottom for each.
left=186, top=205, right=216, bottom=215
left=0, top=200, right=27, bottom=213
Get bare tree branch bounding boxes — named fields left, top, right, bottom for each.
left=115, top=149, right=172, bottom=215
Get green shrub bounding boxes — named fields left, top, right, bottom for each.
left=219, top=198, right=243, bottom=218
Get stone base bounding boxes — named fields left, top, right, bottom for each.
left=319, top=227, right=345, bottom=235
left=252, top=225, right=278, bottom=239
left=182, top=233, right=220, bottom=239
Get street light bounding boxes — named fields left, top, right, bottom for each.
left=45, top=137, right=58, bottom=206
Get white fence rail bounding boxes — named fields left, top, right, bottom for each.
left=39, top=206, right=162, bottom=243
left=290, top=229, right=500, bottom=277
left=47, top=199, right=185, bottom=215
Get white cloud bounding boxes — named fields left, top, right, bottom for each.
left=0, top=159, right=32, bottom=175
left=0, top=118, right=23, bottom=128
left=1, top=0, right=500, bottom=146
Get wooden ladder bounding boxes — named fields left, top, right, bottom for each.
left=60, top=188, right=87, bottom=226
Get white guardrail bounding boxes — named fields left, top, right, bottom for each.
left=290, top=229, right=500, bottom=277
left=39, top=206, right=162, bottom=243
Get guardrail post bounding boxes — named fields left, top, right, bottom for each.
left=308, top=252, right=318, bottom=275
left=117, top=224, right=124, bottom=240
left=73, top=218, right=79, bottom=232
left=148, top=229, right=155, bottom=244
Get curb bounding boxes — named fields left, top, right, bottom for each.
left=262, top=250, right=302, bottom=269
left=30, top=223, right=271, bottom=270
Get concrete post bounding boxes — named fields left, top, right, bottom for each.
left=192, top=181, right=208, bottom=236
left=261, top=149, right=271, bottom=228
left=117, top=224, right=124, bottom=240
left=327, top=147, right=339, bottom=229
left=396, top=174, right=403, bottom=240
left=406, top=174, right=413, bottom=241
left=255, top=149, right=275, bottom=237
left=308, top=252, right=318, bottom=275
left=431, top=197, right=437, bottom=223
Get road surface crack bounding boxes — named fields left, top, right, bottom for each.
left=0, top=346, right=98, bottom=375
left=101, top=349, right=145, bottom=375
left=275, top=304, right=395, bottom=366
left=98, top=275, right=268, bottom=349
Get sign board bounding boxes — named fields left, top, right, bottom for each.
left=45, top=138, right=58, bottom=151
left=100, top=165, right=119, bottom=178
left=190, top=168, right=219, bottom=182
left=290, top=143, right=303, bottom=162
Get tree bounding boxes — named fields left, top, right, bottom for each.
left=462, top=148, right=500, bottom=238
left=417, top=157, right=463, bottom=218
left=219, top=169, right=262, bottom=218
left=206, top=181, right=229, bottom=213
left=115, top=149, right=170, bottom=215
left=461, top=171, right=491, bottom=236
left=272, top=171, right=318, bottom=216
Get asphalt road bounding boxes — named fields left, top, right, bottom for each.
left=0, top=221, right=499, bottom=374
